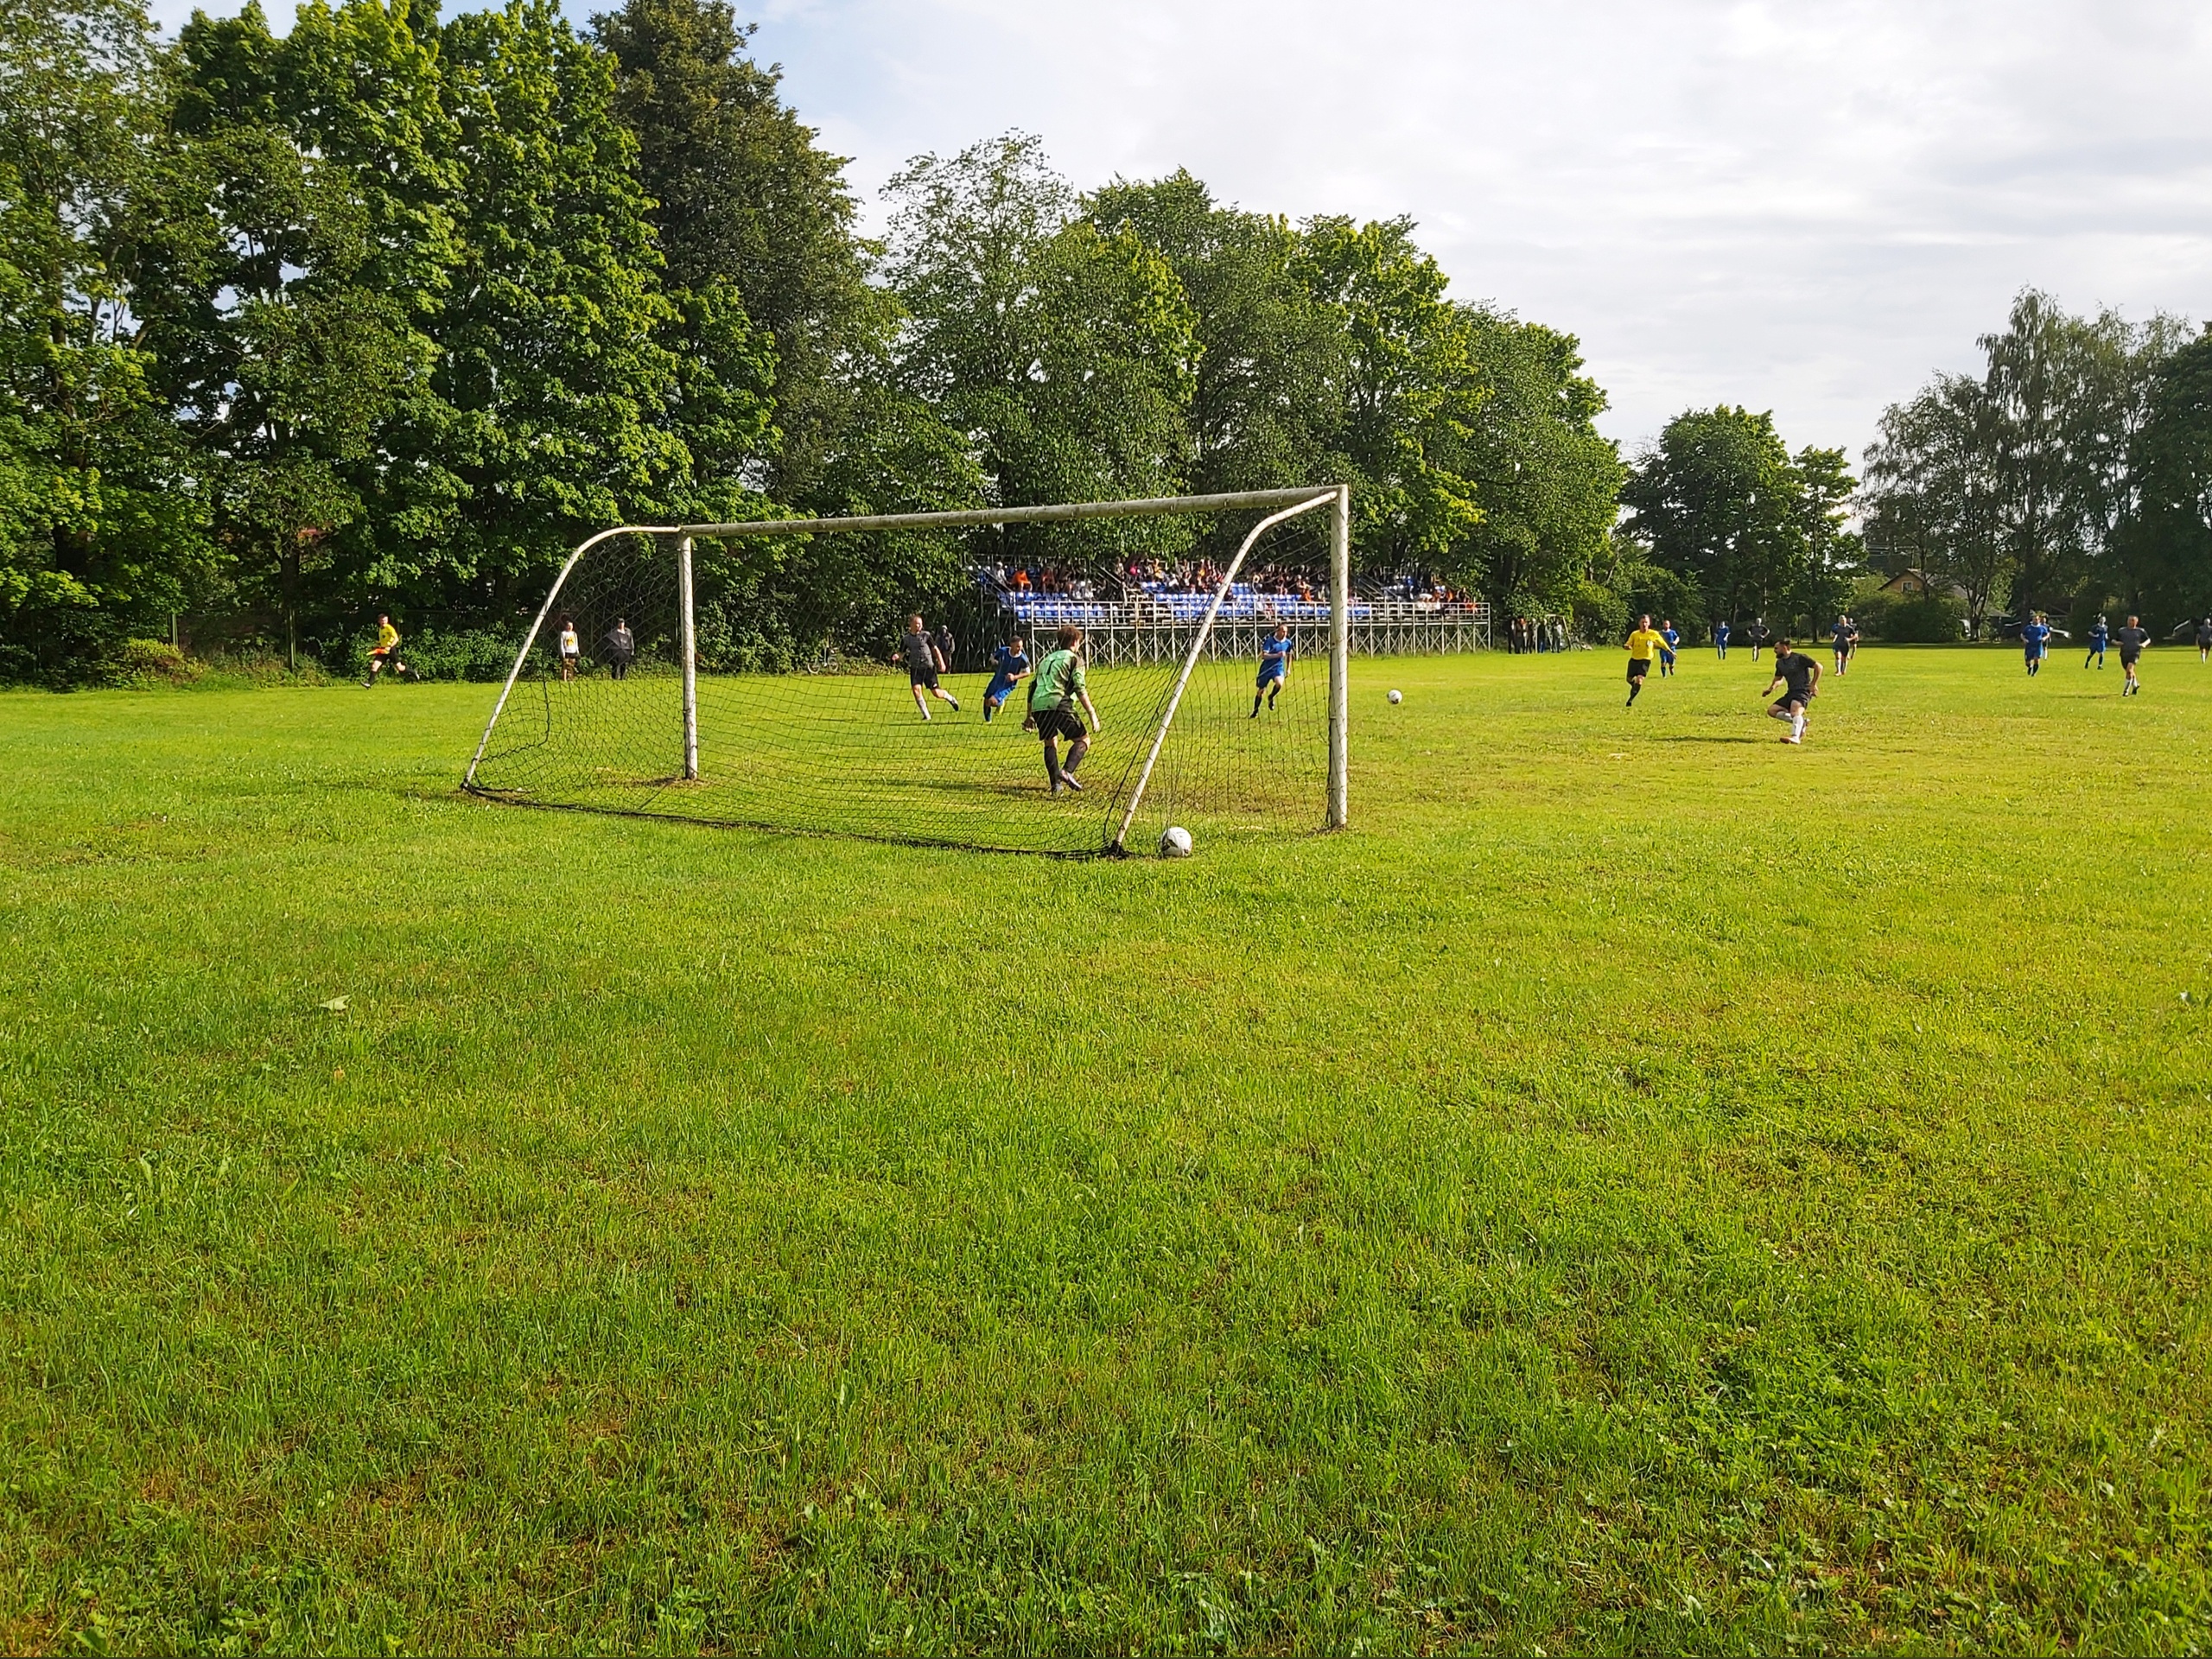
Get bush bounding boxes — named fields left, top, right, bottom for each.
left=342, top=626, right=523, bottom=683
left=1862, top=592, right=1964, bottom=643
left=112, top=639, right=203, bottom=686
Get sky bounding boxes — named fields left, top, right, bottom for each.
left=152, top=0, right=2212, bottom=461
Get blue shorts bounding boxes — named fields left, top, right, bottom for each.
left=985, top=675, right=1016, bottom=704
left=1256, top=664, right=1286, bottom=688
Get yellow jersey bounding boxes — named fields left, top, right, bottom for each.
left=377, top=621, right=400, bottom=651
left=1625, top=628, right=1666, bottom=662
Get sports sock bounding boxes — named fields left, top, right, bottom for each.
left=1791, top=713, right=1806, bottom=739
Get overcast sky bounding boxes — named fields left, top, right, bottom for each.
left=155, top=0, right=2212, bottom=460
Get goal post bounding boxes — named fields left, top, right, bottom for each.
left=461, top=486, right=1357, bottom=855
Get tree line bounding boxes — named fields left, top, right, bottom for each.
left=2, top=0, right=1639, bottom=681
left=1862, top=290, right=2212, bottom=638
left=8, top=0, right=2206, bottom=683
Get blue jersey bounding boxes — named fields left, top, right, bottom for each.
left=2089, top=623, right=2109, bottom=646
left=1661, top=628, right=1680, bottom=652
left=2023, top=622, right=2050, bottom=652
left=1259, top=634, right=1294, bottom=677
left=1714, top=622, right=1731, bottom=642
left=985, top=645, right=1028, bottom=696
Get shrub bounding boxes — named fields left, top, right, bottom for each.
left=1863, top=593, right=1964, bottom=643
left=342, top=626, right=523, bottom=683
left=113, top=639, right=202, bottom=686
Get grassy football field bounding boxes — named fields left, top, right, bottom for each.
left=2, top=645, right=2208, bottom=1653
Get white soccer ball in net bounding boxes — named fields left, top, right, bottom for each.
left=1159, top=825, right=1194, bottom=859
left=1388, top=688, right=1403, bottom=704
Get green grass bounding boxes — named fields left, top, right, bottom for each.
left=470, top=654, right=1331, bottom=854
left=2, top=645, right=2208, bottom=1654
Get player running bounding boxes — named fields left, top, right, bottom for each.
left=1763, top=638, right=1821, bottom=743
left=1251, top=623, right=1295, bottom=716
left=1713, top=619, right=1731, bottom=660
left=1746, top=617, right=1771, bottom=663
left=2196, top=617, right=2212, bottom=663
left=902, top=614, right=960, bottom=719
left=2085, top=614, right=2108, bottom=669
left=1658, top=620, right=1681, bottom=677
left=362, top=614, right=412, bottom=687
left=2022, top=612, right=2050, bottom=676
left=1624, top=614, right=1666, bottom=707
left=981, top=628, right=1031, bottom=722
left=1025, top=624, right=1102, bottom=792
left=1830, top=613, right=1860, bottom=675
left=2117, top=614, right=2148, bottom=695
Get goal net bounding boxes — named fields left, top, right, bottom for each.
left=461, top=487, right=1475, bottom=855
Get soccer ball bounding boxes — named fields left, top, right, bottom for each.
left=1159, top=824, right=1194, bottom=858
left=1387, top=689, right=1403, bottom=704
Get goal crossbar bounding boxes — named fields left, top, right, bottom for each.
left=461, top=486, right=1353, bottom=842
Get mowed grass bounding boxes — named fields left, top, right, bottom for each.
left=472, top=654, right=1331, bottom=854
left=2, top=645, right=2209, bottom=1654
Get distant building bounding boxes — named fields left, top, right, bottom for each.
left=1876, top=568, right=1967, bottom=601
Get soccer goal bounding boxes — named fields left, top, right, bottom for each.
left=461, top=486, right=1371, bottom=855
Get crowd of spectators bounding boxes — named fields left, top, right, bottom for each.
left=982, top=560, right=1478, bottom=611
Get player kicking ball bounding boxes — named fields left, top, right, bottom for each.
left=2117, top=614, right=2148, bottom=695
left=981, top=627, right=1030, bottom=722
left=1251, top=624, right=1294, bottom=715
left=902, top=614, right=959, bottom=720
left=362, top=614, right=412, bottom=686
left=1025, top=625, right=1101, bottom=792
left=1763, top=638, right=1821, bottom=743
left=1624, top=613, right=1666, bottom=707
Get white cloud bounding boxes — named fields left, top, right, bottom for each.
left=152, top=0, right=2212, bottom=460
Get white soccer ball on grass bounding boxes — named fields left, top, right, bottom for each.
left=1387, top=689, right=1403, bottom=704
left=1159, top=825, right=1194, bottom=859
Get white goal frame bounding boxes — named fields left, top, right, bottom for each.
left=461, top=485, right=1353, bottom=852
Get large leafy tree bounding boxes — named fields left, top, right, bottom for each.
left=435, top=0, right=695, bottom=603
left=1450, top=308, right=1623, bottom=613
left=0, top=0, right=209, bottom=677
left=1620, top=407, right=1827, bottom=629
left=1290, top=216, right=1483, bottom=570
left=2111, top=328, right=2212, bottom=619
left=881, top=133, right=1198, bottom=568
left=590, top=0, right=866, bottom=508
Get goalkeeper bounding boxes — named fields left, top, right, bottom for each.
left=1025, top=625, right=1102, bottom=793
left=362, top=614, right=411, bottom=687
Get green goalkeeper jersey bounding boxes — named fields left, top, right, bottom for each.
left=1028, top=648, right=1085, bottom=712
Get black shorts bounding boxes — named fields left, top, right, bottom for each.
left=1627, top=659, right=1650, bottom=682
left=909, top=664, right=939, bottom=690
left=1772, top=690, right=1810, bottom=713
left=2121, top=651, right=2141, bottom=667
left=1033, top=705, right=1086, bottom=743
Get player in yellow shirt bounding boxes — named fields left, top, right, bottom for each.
left=362, top=614, right=412, bottom=687
left=1623, top=614, right=1667, bottom=707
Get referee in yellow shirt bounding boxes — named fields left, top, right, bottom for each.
left=1624, top=613, right=1667, bottom=707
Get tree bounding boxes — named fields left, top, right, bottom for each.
left=1290, top=216, right=1483, bottom=570
left=590, top=0, right=873, bottom=507
left=1084, top=170, right=1349, bottom=504
left=2112, top=327, right=2212, bottom=619
left=881, top=133, right=1198, bottom=567
left=1862, top=376, right=2008, bottom=636
left=1620, top=408, right=1824, bottom=629
left=435, top=0, right=694, bottom=603
left=0, top=0, right=210, bottom=678
left=1449, top=308, right=1623, bottom=613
